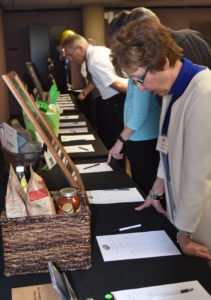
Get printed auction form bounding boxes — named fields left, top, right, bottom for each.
left=97, top=230, right=181, bottom=261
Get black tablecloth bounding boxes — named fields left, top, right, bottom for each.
left=0, top=156, right=211, bottom=299
left=1, top=99, right=211, bottom=300
left=74, top=203, right=211, bottom=299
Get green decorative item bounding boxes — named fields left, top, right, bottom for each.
left=23, top=99, right=60, bottom=139
left=35, top=101, right=49, bottom=112
left=49, top=83, right=60, bottom=104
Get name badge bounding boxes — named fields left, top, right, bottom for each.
left=156, top=135, right=168, bottom=154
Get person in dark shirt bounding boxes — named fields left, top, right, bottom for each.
left=109, top=7, right=211, bottom=69
left=170, top=28, right=211, bottom=69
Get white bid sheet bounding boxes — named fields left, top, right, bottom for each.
left=87, top=187, right=144, bottom=204
left=96, top=230, right=181, bottom=262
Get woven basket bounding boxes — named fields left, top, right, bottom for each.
left=0, top=191, right=91, bottom=277
left=1, top=146, right=42, bottom=169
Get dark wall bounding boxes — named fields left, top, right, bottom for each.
left=28, top=24, right=50, bottom=90
left=28, top=23, right=73, bottom=92
left=3, top=7, right=211, bottom=116
left=105, top=7, right=211, bottom=45
left=3, top=9, right=83, bottom=115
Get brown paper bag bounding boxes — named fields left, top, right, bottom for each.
left=26, top=166, right=56, bottom=216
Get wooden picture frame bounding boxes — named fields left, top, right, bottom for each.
left=2, top=71, right=86, bottom=195
left=25, top=61, right=45, bottom=101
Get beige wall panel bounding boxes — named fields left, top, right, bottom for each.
left=82, top=4, right=105, bottom=44
left=0, top=8, right=9, bottom=123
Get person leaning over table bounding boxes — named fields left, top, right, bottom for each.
left=77, top=38, right=101, bottom=133
left=107, top=8, right=161, bottom=195
left=110, top=18, right=211, bottom=260
left=61, top=34, right=128, bottom=151
left=77, top=61, right=100, bottom=133
left=109, top=7, right=211, bottom=70
left=107, top=7, right=211, bottom=195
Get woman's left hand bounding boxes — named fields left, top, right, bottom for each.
left=178, top=232, right=211, bottom=261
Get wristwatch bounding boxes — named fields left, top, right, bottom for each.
left=118, top=135, right=127, bottom=144
left=148, top=189, right=164, bottom=200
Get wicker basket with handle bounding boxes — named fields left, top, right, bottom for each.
left=1, top=71, right=91, bottom=276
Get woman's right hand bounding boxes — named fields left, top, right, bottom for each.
left=107, top=140, right=124, bottom=164
left=135, top=195, right=167, bottom=216
left=135, top=177, right=167, bottom=216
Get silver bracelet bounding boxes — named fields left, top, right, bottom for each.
left=177, top=230, right=193, bottom=243
left=148, top=189, right=164, bottom=200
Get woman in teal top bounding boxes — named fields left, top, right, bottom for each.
left=108, top=78, right=161, bottom=194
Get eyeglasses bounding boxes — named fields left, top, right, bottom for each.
left=132, top=68, right=148, bottom=86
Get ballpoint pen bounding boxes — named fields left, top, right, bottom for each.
left=102, top=188, right=130, bottom=191
left=79, top=146, right=89, bottom=151
left=150, top=288, right=194, bottom=297
left=112, top=224, right=142, bottom=233
left=82, top=163, right=100, bottom=170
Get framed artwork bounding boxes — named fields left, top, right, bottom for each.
left=2, top=71, right=86, bottom=195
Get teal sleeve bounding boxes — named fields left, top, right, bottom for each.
left=124, top=79, right=161, bottom=141
left=125, top=80, right=152, bottom=131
